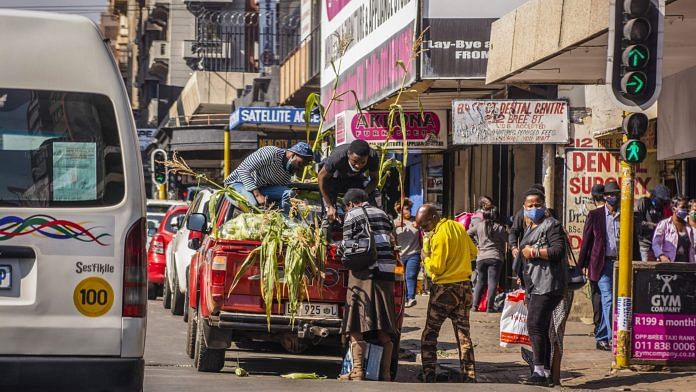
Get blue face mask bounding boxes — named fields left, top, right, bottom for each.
left=605, top=195, right=619, bottom=207
left=285, top=160, right=296, bottom=174
left=525, top=207, right=546, bottom=223
left=676, top=209, right=689, bottom=221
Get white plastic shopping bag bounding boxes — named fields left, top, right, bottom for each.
left=499, top=289, right=531, bottom=347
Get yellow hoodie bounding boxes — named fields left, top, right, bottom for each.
left=423, top=218, right=478, bottom=284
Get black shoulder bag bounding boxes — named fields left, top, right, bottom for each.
left=564, top=230, right=587, bottom=291
left=340, top=207, right=378, bottom=271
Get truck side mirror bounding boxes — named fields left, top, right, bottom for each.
left=187, top=213, right=208, bottom=233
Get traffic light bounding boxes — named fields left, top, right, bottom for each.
left=620, top=113, right=648, bottom=164
left=607, top=0, right=664, bottom=110
left=151, top=149, right=167, bottom=185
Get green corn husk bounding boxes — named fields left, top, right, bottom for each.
left=235, top=367, right=249, bottom=377
left=280, top=372, right=327, bottom=380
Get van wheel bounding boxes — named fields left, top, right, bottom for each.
left=162, top=269, right=172, bottom=309
left=170, top=273, right=185, bottom=316
left=186, top=304, right=197, bottom=359
left=147, top=283, right=158, bottom=300
left=193, top=311, right=226, bottom=372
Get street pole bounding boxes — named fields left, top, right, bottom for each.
left=615, top=132, right=635, bottom=369
left=223, top=127, right=231, bottom=179
left=158, top=184, right=166, bottom=200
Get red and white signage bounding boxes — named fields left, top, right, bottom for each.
left=335, top=110, right=447, bottom=151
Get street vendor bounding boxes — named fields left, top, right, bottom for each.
left=318, top=140, right=380, bottom=222
left=224, top=142, right=314, bottom=212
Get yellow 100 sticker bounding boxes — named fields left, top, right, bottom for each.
left=73, top=277, right=114, bottom=317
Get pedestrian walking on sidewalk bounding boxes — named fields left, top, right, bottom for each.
left=339, top=189, right=398, bottom=382
left=578, top=180, right=621, bottom=352
left=394, top=198, right=421, bottom=308
left=517, top=188, right=568, bottom=387
left=588, top=184, right=607, bottom=342
left=652, top=196, right=696, bottom=263
left=468, top=196, right=507, bottom=313
left=635, top=184, right=672, bottom=261
left=415, top=204, right=478, bottom=383
left=688, top=199, right=696, bottom=230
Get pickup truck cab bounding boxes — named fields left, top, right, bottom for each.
left=185, top=190, right=405, bottom=379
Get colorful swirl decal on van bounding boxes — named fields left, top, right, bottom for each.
left=0, top=215, right=111, bottom=246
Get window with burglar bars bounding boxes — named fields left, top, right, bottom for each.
left=187, top=5, right=301, bottom=73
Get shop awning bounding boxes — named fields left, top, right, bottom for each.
left=485, top=0, right=696, bottom=85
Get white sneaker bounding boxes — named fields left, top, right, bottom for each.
left=405, top=299, right=417, bottom=308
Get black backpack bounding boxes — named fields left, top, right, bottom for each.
left=340, top=207, right=378, bottom=271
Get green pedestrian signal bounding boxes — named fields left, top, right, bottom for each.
left=621, top=71, right=647, bottom=95
left=151, top=149, right=168, bottom=185
left=620, top=140, right=647, bottom=164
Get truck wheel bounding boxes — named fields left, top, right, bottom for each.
left=170, top=273, right=185, bottom=316
left=186, top=304, right=197, bottom=359
left=162, top=268, right=172, bottom=309
left=147, top=283, right=158, bottom=300
left=193, top=310, right=226, bottom=372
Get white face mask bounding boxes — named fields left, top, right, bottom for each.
left=349, top=162, right=362, bottom=172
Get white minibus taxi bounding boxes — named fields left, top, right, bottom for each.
left=0, top=10, right=146, bottom=392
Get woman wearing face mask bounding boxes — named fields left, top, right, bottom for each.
left=394, top=198, right=421, bottom=308
left=517, top=189, right=568, bottom=387
left=688, top=199, right=696, bottom=230
left=468, top=196, right=507, bottom=313
left=652, top=196, right=696, bottom=263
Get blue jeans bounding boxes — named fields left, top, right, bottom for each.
left=596, top=258, right=615, bottom=343
left=403, top=254, right=420, bottom=300
left=230, top=182, right=294, bottom=214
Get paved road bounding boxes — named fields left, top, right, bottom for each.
left=143, top=299, right=546, bottom=391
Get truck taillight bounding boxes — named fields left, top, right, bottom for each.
left=211, top=255, right=227, bottom=301
left=123, top=218, right=147, bottom=317
left=152, top=236, right=165, bottom=255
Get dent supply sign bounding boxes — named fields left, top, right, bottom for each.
left=563, top=123, right=658, bottom=253
left=230, top=107, right=320, bottom=129
left=335, top=110, right=447, bottom=151
left=321, top=0, right=418, bottom=127
left=631, top=264, right=696, bottom=363
left=452, top=100, right=570, bottom=145
left=421, top=0, right=527, bottom=79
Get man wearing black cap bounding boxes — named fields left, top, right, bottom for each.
left=224, top=142, right=314, bottom=213
left=578, top=180, right=621, bottom=351
left=635, top=184, right=672, bottom=261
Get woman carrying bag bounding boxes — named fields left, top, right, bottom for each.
left=516, top=188, right=569, bottom=387
left=339, top=189, right=399, bottom=381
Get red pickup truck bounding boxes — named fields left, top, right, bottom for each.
left=184, top=191, right=405, bottom=379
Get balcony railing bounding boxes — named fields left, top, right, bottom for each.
left=279, top=26, right=320, bottom=104
left=163, top=113, right=231, bottom=129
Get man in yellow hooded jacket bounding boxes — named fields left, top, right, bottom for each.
left=415, top=204, right=478, bottom=383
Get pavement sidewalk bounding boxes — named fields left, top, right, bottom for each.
left=398, top=295, right=696, bottom=390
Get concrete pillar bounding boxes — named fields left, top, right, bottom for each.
left=542, top=144, right=555, bottom=208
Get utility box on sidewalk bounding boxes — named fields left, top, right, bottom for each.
left=630, top=262, right=696, bottom=365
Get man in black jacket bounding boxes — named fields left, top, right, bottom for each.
left=635, top=184, right=671, bottom=261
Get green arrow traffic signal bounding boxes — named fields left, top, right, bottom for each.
left=621, top=140, right=647, bottom=164
left=621, top=71, right=647, bottom=96
left=623, top=44, right=649, bottom=69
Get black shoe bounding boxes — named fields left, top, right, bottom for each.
left=596, top=341, right=611, bottom=351
left=522, top=373, right=551, bottom=387
left=547, top=376, right=555, bottom=387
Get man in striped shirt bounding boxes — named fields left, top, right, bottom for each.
left=224, top=142, right=313, bottom=212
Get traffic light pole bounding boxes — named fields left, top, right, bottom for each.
left=158, top=184, right=166, bottom=200
left=223, top=127, right=231, bottom=178
left=616, top=133, right=635, bottom=369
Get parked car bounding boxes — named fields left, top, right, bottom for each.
left=147, top=205, right=189, bottom=300
left=165, top=189, right=214, bottom=317
left=0, top=10, right=146, bottom=391
left=185, top=189, right=405, bottom=378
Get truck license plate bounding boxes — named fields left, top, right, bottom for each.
left=287, top=303, right=338, bottom=318
left=0, top=265, right=11, bottom=290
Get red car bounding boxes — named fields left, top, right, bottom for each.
left=147, top=204, right=189, bottom=300
left=185, top=190, right=405, bottom=378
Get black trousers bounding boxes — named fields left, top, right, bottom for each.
left=590, top=281, right=603, bottom=337
left=472, top=258, right=503, bottom=311
left=527, top=293, right=564, bottom=368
